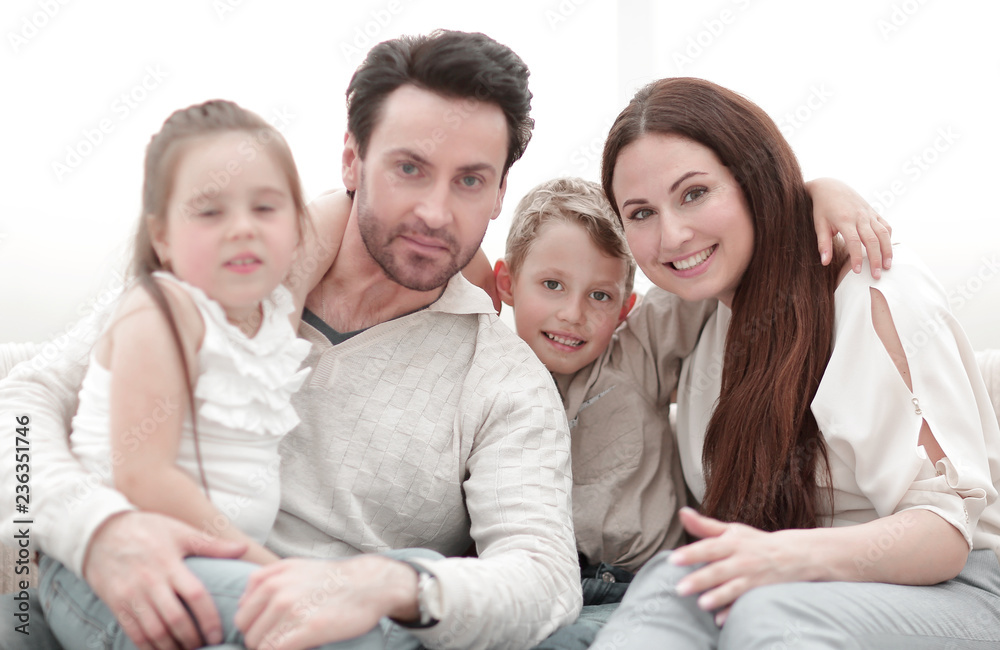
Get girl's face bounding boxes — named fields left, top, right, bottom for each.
left=610, top=133, right=754, bottom=308
left=152, top=131, right=300, bottom=325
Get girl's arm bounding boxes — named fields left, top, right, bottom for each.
left=806, top=177, right=893, bottom=277
left=106, top=281, right=279, bottom=564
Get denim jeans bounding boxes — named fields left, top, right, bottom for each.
left=31, top=550, right=440, bottom=650
left=580, top=562, right=635, bottom=607
left=528, top=562, right=635, bottom=650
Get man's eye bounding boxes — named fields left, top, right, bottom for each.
left=460, top=176, right=481, bottom=188
left=401, top=163, right=418, bottom=175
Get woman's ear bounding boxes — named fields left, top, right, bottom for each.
left=493, top=258, right=516, bottom=307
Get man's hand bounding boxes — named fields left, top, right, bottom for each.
left=234, top=555, right=419, bottom=650
left=82, top=511, right=246, bottom=650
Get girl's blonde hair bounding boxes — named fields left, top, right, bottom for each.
left=129, top=99, right=308, bottom=494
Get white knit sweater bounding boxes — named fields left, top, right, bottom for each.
left=0, top=275, right=581, bottom=649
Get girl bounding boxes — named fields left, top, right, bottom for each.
left=590, top=78, right=1000, bottom=648
left=40, top=99, right=333, bottom=647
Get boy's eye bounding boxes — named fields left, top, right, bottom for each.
left=542, top=280, right=563, bottom=291
left=683, top=187, right=707, bottom=203
left=254, top=205, right=274, bottom=213
left=590, top=291, right=611, bottom=302
left=198, top=208, right=221, bottom=218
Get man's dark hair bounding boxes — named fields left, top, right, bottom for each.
left=346, top=30, right=533, bottom=178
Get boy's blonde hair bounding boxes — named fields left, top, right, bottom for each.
left=505, top=177, right=636, bottom=295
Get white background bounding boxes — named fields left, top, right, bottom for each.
left=2, top=0, right=998, bottom=348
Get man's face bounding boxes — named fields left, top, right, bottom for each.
left=344, top=85, right=509, bottom=291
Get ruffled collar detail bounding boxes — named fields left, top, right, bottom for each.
left=152, top=272, right=312, bottom=437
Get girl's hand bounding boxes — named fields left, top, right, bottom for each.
left=806, top=177, right=893, bottom=277
left=670, top=508, right=818, bottom=625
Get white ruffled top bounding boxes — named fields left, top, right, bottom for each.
left=151, top=272, right=314, bottom=437
left=69, top=272, right=312, bottom=542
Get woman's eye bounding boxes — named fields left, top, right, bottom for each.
left=683, top=188, right=707, bottom=203
left=590, top=291, right=611, bottom=302
left=543, top=280, right=562, bottom=291
left=628, top=208, right=653, bottom=222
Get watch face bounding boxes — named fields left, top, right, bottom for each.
left=418, top=572, right=443, bottom=624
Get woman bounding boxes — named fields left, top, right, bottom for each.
left=590, top=77, right=1000, bottom=648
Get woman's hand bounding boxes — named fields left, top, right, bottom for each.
left=669, top=508, right=818, bottom=626
left=806, top=177, right=893, bottom=278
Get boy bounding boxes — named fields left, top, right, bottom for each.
left=493, top=177, right=716, bottom=606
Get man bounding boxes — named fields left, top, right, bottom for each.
left=0, top=30, right=581, bottom=650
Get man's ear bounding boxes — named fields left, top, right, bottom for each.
left=342, top=132, right=360, bottom=191
left=618, top=292, right=637, bottom=323
left=490, top=175, right=508, bottom=220
left=493, top=258, right=515, bottom=307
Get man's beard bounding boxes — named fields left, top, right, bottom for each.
left=355, top=176, right=480, bottom=292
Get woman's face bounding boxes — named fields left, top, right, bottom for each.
left=610, top=133, right=754, bottom=308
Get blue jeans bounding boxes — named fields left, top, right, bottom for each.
left=528, top=563, right=635, bottom=649
left=30, top=550, right=441, bottom=650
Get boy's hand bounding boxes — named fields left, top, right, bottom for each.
left=806, top=178, right=892, bottom=278
left=83, top=511, right=245, bottom=649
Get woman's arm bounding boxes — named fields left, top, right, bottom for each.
left=806, top=177, right=893, bottom=277
left=107, top=283, right=278, bottom=564
left=671, top=505, right=968, bottom=620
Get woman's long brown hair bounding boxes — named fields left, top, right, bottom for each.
left=602, top=78, right=839, bottom=531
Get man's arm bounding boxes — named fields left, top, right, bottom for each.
left=0, top=300, right=243, bottom=649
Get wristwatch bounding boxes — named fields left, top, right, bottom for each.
left=397, top=559, right=442, bottom=628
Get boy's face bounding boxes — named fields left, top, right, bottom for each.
left=498, top=220, right=633, bottom=376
